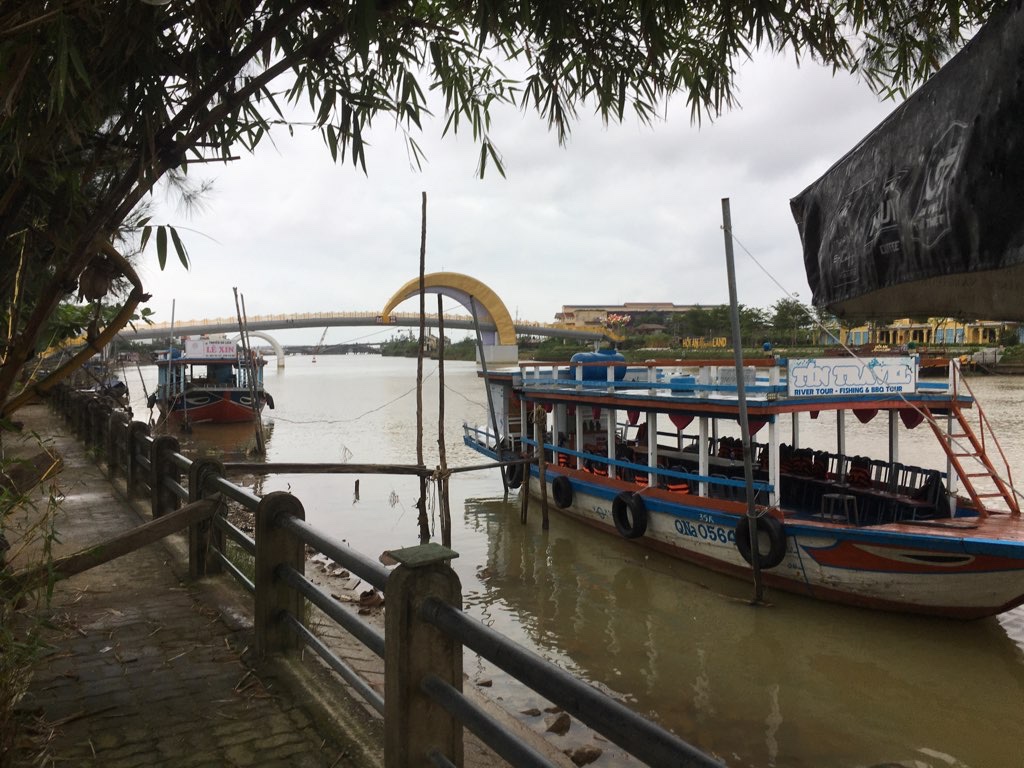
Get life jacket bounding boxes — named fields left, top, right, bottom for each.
left=848, top=465, right=872, bottom=488
left=666, top=479, right=689, bottom=494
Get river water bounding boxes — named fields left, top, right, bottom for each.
left=127, top=355, right=1024, bottom=768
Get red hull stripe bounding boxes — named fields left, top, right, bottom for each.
left=801, top=539, right=1023, bottom=574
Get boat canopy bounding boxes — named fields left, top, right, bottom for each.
left=790, top=2, right=1024, bottom=321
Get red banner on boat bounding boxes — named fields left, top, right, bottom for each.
left=790, top=1, right=1024, bottom=320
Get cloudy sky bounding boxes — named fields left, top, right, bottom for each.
left=134, top=50, right=899, bottom=345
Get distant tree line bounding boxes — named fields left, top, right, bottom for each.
left=608, top=297, right=831, bottom=349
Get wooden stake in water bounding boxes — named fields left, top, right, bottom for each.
left=722, top=197, right=764, bottom=605
left=437, top=293, right=452, bottom=547
left=415, top=192, right=429, bottom=544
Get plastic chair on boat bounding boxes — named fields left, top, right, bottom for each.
left=897, top=469, right=943, bottom=520
left=821, top=493, right=859, bottom=525
left=709, top=473, right=731, bottom=500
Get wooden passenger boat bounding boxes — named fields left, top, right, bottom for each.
left=150, top=338, right=274, bottom=426
left=463, top=353, right=1024, bottom=619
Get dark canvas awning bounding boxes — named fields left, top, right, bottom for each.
left=790, top=1, right=1024, bottom=320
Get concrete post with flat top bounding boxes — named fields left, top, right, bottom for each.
left=255, top=492, right=305, bottom=657
left=188, top=459, right=225, bottom=578
left=384, top=543, right=462, bottom=768
left=150, top=435, right=181, bottom=518
left=125, top=421, right=151, bottom=498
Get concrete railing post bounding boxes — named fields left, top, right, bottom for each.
left=125, top=421, right=151, bottom=499
left=106, top=410, right=129, bottom=479
left=72, top=392, right=88, bottom=438
left=93, top=400, right=111, bottom=454
left=150, top=435, right=181, bottom=518
left=384, top=544, right=463, bottom=768
left=254, top=492, right=305, bottom=657
left=85, top=399, right=99, bottom=448
left=188, top=459, right=226, bottom=578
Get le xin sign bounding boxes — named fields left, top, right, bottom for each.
left=787, top=357, right=917, bottom=397
left=185, top=339, right=238, bottom=359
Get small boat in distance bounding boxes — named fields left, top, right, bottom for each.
left=150, top=337, right=274, bottom=426
left=464, top=352, right=1024, bottom=619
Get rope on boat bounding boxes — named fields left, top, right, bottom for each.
left=724, top=223, right=1021, bottom=509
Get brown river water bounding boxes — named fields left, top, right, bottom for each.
left=128, top=354, right=1024, bottom=768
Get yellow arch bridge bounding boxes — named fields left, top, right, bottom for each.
left=118, top=272, right=621, bottom=365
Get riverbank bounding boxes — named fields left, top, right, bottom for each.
left=2, top=403, right=589, bottom=768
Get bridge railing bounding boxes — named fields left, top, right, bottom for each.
left=50, top=384, right=722, bottom=768
left=135, top=310, right=485, bottom=331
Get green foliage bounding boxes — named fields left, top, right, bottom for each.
left=769, top=297, right=813, bottom=345
left=0, top=0, right=1002, bottom=407
left=0, top=436, right=60, bottom=762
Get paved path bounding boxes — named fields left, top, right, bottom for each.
left=4, top=404, right=381, bottom=767
left=4, top=404, right=579, bottom=768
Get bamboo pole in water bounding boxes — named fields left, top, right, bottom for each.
left=222, top=459, right=521, bottom=476
left=722, top=197, right=764, bottom=604
left=234, top=290, right=265, bottom=454
left=415, top=192, right=429, bottom=543
left=437, top=293, right=452, bottom=547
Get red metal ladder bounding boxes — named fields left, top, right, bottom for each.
left=922, top=383, right=1019, bottom=515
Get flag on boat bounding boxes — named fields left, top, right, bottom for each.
left=790, top=1, right=1024, bottom=320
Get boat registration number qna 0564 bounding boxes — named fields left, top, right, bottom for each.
left=674, top=519, right=736, bottom=544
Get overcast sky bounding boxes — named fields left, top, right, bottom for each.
left=134, top=51, right=899, bottom=346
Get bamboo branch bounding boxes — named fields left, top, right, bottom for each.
left=1, top=241, right=149, bottom=418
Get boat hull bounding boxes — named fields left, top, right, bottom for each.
left=522, top=468, right=1024, bottom=620
left=162, top=388, right=266, bottom=424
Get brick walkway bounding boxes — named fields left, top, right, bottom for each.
left=4, top=404, right=381, bottom=767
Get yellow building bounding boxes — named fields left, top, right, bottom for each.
left=837, top=318, right=1015, bottom=347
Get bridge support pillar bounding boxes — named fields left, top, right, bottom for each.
left=477, top=344, right=518, bottom=365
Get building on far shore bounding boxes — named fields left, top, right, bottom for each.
left=815, top=317, right=1021, bottom=347
left=555, top=302, right=721, bottom=332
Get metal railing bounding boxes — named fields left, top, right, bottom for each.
left=50, top=383, right=723, bottom=768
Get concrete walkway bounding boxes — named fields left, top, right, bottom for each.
left=4, top=404, right=581, bottom=768
left=4, top=404, right=381, bottom=767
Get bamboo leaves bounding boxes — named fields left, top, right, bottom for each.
left=140, top=224, right=190, bottom=270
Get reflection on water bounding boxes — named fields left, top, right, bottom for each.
left=128, top=357, right=1024, bottom=767
left=172, top=420, right=274, bottom=461
left=463, top=497, right=1024, bottom=767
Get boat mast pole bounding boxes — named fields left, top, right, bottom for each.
left=167, top=299, right=176, bottom=414
left=722, top=198, right=765, bottom=604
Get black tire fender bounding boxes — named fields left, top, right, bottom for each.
left=612, top=491, right=647, bottom=539
left=552, top=475, right=573, bottom=508
left=735, top=514, right=787, bottom=569
left=506, top=460, right=524, bottom=490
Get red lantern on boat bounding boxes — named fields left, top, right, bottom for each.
left=669, top=413, right=693, bottom=431
left=899, top=408, right=925, bottom=429
left=854, top=408, right=878, bottom=424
